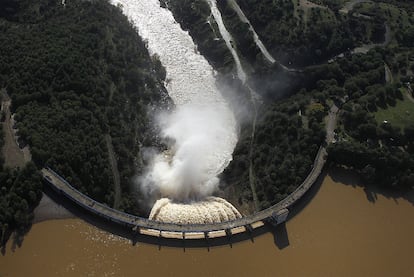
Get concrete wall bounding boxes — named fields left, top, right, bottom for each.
left=42, top=143, right=327, bottom=240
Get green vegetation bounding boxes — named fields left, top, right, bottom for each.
left=0, top=0, right=170, bottom=219
left=317, top=0, right=414, bottom=190
left=0, top=123, right=43, bottom=249
left=160, top=0, right=234, bottom=71
left=216, top=0, right=262, bottom=68
left=325, top=49, right=414, bottom=189
left=352, top=1, right=413, bottom=45
left=374, top=92, right=414, bottom=129
left=223, top=92, right=326, bottom=212
left=234, top=0, right=377, bottom=66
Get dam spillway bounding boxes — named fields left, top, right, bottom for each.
left=149, top=197, right=242, bottom=225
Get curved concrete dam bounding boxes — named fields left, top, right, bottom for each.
left=39, top=105, right=334, bottom=236
left=2, top=171, right=413, bottom=276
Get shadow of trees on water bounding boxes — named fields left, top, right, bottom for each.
left=329, top=166, right=414, bottom=206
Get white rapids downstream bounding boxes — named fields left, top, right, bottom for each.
left=111, top=0, right=240, bottom=223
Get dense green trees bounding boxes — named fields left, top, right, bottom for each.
left=0, top=124, right=43, bottom=249
left=216, top=1, right=261, bottom=66
left=161, top=0, right=234, bottom=71
left=316, top=49, right=414, bottom=189
left=234, top=0, right=375, bottom=66
left=0, top=0, right=170, bottom=215
left=224, top=39, right=412, bottom=211
left=223, top=92, right=326, bottom=212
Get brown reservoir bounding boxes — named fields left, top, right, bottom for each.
left=1, top=170, right=413, bottom=276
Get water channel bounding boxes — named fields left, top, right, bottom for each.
left=1, top=169, right=413, bottom=276
left=111, top=0, right=238, bottom=186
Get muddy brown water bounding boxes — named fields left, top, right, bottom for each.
left=1, top=171, right=413, bottom=276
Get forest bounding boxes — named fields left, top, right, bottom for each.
left=223, top=92, right=326, bottom=212
left=0, top=0, right=171, bottom=223
left=325, top=50, right=414, bottom=188
left=235, top=0, right=386, bottom=66
left=0, top=122, right=43, bottom=250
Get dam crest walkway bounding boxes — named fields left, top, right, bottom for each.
left=41, top=105, right=338, bottom=239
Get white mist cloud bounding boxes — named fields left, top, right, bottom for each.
left=140, top=103, right=235, bottom=201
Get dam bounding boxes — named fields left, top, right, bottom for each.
left=39, top=101, right=337, bottom=241
left=2, top=169, right=414, bottom=276
left=41, top=137, right=328, bottom=240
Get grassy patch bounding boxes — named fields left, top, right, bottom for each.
left=374, top=91, right=414, bottom=129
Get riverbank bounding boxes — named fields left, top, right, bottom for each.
left=2, top=168, right=413, bottom=276
left=33, top=193, right=73, bottom=224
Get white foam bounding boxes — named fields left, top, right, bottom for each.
left=149, top=197, right=242, bottom=224
left=111, top=0, right=237, bottom=199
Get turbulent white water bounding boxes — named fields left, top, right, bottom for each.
left=149, top=197, right=242, bottom=224
left=227, top=0, right=276, bottom=64
left=206, top=0, right=247, bottom=83
left=111, top=0, right=237, bottom=201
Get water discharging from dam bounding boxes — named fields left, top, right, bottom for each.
left=149, top=197, right=242, bottom=224
left=110, top=0, right=239, bottom=223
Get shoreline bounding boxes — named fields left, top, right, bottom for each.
left=34, top=167, right=414, bottom=225
left=32, top=167, right=328, bottom=225
left=3, top=165, right=414, bottom=276
left=33, top=193, right=74, bottom=224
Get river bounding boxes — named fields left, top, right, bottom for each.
left=1, top=169, right=413, bottom=276
left=110, top=0, right=237, bottom=190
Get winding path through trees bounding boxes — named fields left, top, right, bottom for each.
left=105, top=134, right=121, bottom=209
